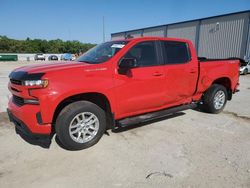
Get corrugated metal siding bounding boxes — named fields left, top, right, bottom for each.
left=126, top=30, right=142, bottom=38
left=143, top=26, right=166, bottom=37
left=245, top=17, right=250, bottom=59
left=167, top=21, right=199, bottom=48
left=198, top=13, right=249, bottom=59
left=111, top=11, right=250, bottom=59
left=111, top=33, right=125, bottom=40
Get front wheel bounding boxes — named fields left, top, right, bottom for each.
left=55, top=101, right=106, bottom=150
left=200, top=84, right=228, bottom=114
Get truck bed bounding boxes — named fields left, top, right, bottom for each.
left=197, top=58, right=240, bottom=95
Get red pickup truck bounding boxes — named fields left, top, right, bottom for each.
left=7, top=37, right=239, bottom=150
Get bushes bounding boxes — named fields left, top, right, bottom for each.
left=0, top=36, right=96, bottom=54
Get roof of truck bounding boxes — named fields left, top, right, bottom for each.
left=112, top=36, right=192, bottom=43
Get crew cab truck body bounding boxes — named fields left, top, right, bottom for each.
left=7, top=37, right=240, bottom=150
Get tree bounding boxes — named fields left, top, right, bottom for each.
left=0, top=36, right=96, bottom=54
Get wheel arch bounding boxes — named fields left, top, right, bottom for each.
left=52, top=92, right=114, bottom=130
left=212, top=77, right=232, bottom=100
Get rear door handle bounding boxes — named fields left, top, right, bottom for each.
left=190, top=69, right=197, bottom=73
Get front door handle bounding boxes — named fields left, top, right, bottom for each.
left=152, top=72, right=163, bottom=77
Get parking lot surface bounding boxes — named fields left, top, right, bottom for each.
left=0, top=61, right=250, bottom=188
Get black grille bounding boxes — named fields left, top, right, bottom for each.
left=13, top=95, right=24, bottom=106
left=11, top=87, right=20, bottom=92
left=10, top=79, right=22, bottom=85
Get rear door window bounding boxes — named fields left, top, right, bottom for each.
left=162, top=41, right=190, bottom=64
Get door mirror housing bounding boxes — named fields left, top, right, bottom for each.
left=119, top=58, right=138, bottom=70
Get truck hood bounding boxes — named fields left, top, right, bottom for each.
left=13, top=61, right=91, bottom=74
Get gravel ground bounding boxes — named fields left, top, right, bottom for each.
left=0, top=61, right=250, bottom=188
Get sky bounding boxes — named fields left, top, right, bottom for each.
left=0, top=0, right=249, bottom=44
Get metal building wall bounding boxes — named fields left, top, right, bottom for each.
left=111, top=11, right=250, bottom=59
left=245, top=15, right=250, bottom=59
left=198, top=12, right=249, bottom=59
left=167, top=21, right=199, bottom=48
left=111, top=33, right=125, bottom=40
left=143, top=26, right=166, bottom=37
left=126, top=30, right=142, bottom=38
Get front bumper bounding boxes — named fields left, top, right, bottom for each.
left=239, top=69, right=245, bottom=74
left=7, top=109, right=50, bottom=139
left=8, top=97, right=52, bottom=137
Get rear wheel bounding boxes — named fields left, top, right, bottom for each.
left=200, top=84, right=228, bottom=114
left=55, top=101, right=106, bottom=150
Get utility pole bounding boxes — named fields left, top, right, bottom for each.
left=103, top=16, right=105, bottom=42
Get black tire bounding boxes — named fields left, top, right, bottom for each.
left=55, top=101, right=106, bottom=150
left=200, top=84, right=228, bottom=114
left=243, top=69, right=248, bottom=75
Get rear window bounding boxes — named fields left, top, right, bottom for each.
left=162, top=41, right=190, bottom=64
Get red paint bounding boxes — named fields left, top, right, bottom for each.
left=8, top=37, right=240, bottom=135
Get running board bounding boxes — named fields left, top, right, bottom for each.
left=117, top=103, right=197, bottom=127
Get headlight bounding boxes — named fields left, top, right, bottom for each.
left=22, top=80, right=49, bottom=88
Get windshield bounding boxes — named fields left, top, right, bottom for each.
left=77, top=41, right=129, bottom=64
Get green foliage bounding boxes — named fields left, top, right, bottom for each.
left=0, top=36, right=96, bottom=54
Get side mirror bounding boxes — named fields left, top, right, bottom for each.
left=119, top=58, right=138, bottom=70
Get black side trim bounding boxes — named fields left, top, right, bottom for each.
left=117, top=103, right=197, bottom=127
left=9, top=71, right=45, bottom=81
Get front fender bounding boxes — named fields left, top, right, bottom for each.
left=37, top=88, right=115, bottom=124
